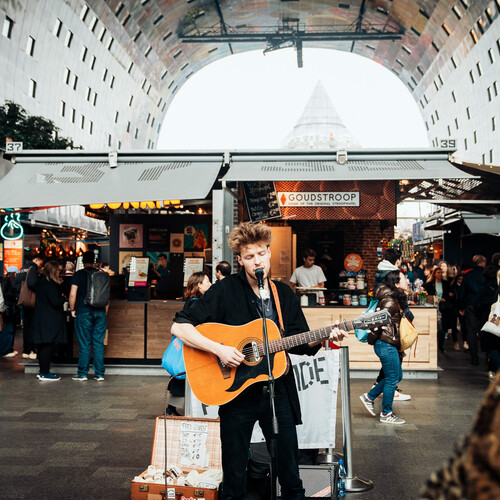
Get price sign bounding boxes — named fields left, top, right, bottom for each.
left=5, top=142, right=23, bottom=152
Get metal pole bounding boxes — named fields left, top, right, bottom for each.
left=339, top=346, right=373, bottom=492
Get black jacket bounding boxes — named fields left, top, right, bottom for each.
left=459, top=266, right=487, bottom=308
left=424, top=279, right=452, bottom=299
left=174, top=270, right=320, bottom=424
left=31, top=277, right=67, bottom=344
left=1, top=277, right=17, bottom=320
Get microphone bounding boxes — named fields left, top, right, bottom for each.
left=255, top=268, right=265, bottom=290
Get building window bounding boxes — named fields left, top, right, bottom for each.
left=142, top=79, right=147, bottom=90
left=470, top=29, right=478, bottom=44
left=135, top=128, right=139, bottom=139
left=26, top=36, right=35, bottom=56
left=425, top=121, right=429, bottom=131
left=64, top=67, right=71, bottom=84
left=151, top=118, right=155, bottom=128
left=89, top=120, right=93, bottom=135
left=451, top=55, right=458, bottom=68
left=93, top=92, right=97, bottom=106
left=486, top=8, right=494, bottom=24
left=455, top=118, right=459, bottom=129
left=65, top=30, right=73, bottom=48
left=29, top=79, right=36, bottom=98
left=98, top=27, right=106, bottom=42
left=147, top=84, right=151, bottom=95
left=81, top=115, right=85, bottom=129
left=90, top=16, right=98, bottom=33
left=118, top=141, right=121, bottom=150
left=442, top=23, right=451, bottom=36
left=145, top=46, right=152, bottom=58
left=107, top=37, right=114, bottom=50
left=447, top=125, right=451, bottom=136
left=434, top=80, right=439, bottom=91
left=163, top=31, right=172, bottom=42
left=133, top=30, right=141, bottom=42
left=489, top=48, right=495, bottom=64
left=127, top=121, right=131, bottom=133
left=129, top=95, right=133, bottom=106
left=161, top=69, right=168, bottom=80
left=53, top=18, right=62, bottom=37
left=490, top=150, right=494, bottom=163
left=162, top=103, right=166, bottom=112
left=102, top=68, right=108, bottom=82
left=60, top=100, right=66, bottom=117
left=452, top=5, right=462, bottom=19
left=80, top=5, right=90, bottom=23
left=110, top=75, right=115, bottom=89
left=488, top=87, right=492, bottom=101
left=464, top=138, right=468, bottom=150
left=115, top=3, right=124, bottom=16
left=476, top=61, right=482, bottom=76
left=469, top=70, right=475, bottom=83
left=494, top=81, right=499, bottom=96
left=122, top=13, right=131, bottom=27
left=108, top=134, right=111, bottom=147
left=157, top=98, right=162, bottom=107
left=86, top=86, right=92, bottom=101
left=128, top=62, right=133, bottom=73
left=81, top=46, right=88, bottom=61
left=431, top=115, right=435, bottom=125
left=73, top=74, right=78, bottom=90
left=115, top=111, right=119, bottom=123
left=477, top=18, right=485, bottom=34
left=474, top=130, right=477, bottom=143
left=467, top=107, right=471, bottom=119
left=482, top=153, right=486, bottom=163
left=88, top=55, right=96, bottom=70
left=71, top=108, right=76, bottom=123
left=493, top=116, right=496, bottom=131
left=153, top=14, right=164, bottom=25
left=452, top=90, right=456, bottom=102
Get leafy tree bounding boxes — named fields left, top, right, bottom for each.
left=0, top=101, right=76, bottom=149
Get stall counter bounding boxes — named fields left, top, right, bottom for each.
left=302, top=305, right=438, bottom=371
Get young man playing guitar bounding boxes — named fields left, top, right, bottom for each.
left=172, top=222, right=346, bottom=500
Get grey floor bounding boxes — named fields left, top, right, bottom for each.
left=0, top=333, right=492, bottom=500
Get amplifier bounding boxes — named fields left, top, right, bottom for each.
left=279, top=464, right=338, bottom=499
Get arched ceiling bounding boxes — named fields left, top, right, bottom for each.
left=98, top=0, right=492, bottom=113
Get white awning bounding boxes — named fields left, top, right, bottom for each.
left=0, top=151, right=223, bottom=209
left=222, top=149, right=477, bottom=182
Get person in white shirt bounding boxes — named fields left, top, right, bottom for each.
left=290, top=249, right=327, bottom=304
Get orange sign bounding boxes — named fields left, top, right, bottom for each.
left=344, top=253, right=363, bottom=272
left=3, top=239, right=23, bottom=274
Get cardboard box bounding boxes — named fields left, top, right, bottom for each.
left=131, top=416, right=222, bottom=500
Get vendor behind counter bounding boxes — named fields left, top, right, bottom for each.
left=289, top=249, right=326, bottom=305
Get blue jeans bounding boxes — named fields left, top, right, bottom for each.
left=74, top=309, right=107, bottom=377
left=0, top=320, right=15, bottom=355
left=368, top=340, right=402, bottom=415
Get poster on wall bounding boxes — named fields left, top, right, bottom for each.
left=3, top=239, right=23, bottom=274
left=147, top=227, right=169, bottom=248
left=128, top=257, right=149, bottom=287
left=119, top=224, right=143, bottom=248
left=170, top=233, right=184, bottom=253
left=147, top=251, right=170, bottom=278
left=184, top=224, right=209, bottom=251
left=118, top=251, right=142, bottom=273
left=183, top=257, right=204, bottom=286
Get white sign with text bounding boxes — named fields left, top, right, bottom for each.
left=278, top=191, right=359, bottom=207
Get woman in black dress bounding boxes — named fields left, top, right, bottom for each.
left=32, top=261, right=67, bottom=381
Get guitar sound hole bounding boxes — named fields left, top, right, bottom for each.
left=239, top=340, right=261, bottom=365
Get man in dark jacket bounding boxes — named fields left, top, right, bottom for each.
left=172, top=222, right=345, bottom=500
left=459, top=254, right=487, bottom=365
left=14, top=254, right=44, bottom=359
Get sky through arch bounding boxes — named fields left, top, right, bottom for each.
left=157, top=48, right=429, bottom=150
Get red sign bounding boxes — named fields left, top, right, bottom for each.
left=3, top=239, right=23, bottom=274
left=344, top=253, right=363, bottom=272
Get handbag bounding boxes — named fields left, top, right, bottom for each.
left=481, top=297, right=500, bottom=337
left=161, top=335, right=186, bottom=379
left=17, top=268, right=36, bottom=308
left=354, top=299, right=379, bottom=343
left=399, top=314, right=418, bottom=352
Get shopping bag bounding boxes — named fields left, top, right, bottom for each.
left=17, top=268, right=36, bottom=308
left=399, top=315, right=418, bottom=352
left=481, top=297, right=500, bottom=337
left=161, top=336, right=186, bottom=379
left=354, top=299, right=379, bottom=342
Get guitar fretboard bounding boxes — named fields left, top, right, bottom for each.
left=258, top=320, right=355, bottom=356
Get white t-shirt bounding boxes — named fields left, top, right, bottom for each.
left=290, top=265, right=326, bottom=287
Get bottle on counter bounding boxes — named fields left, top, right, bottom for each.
left=337, top=459, right=347, bottom=497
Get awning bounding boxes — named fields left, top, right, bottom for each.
left=0, top=151, right=223, bottom=209
left=222, top=149, right=476, bottom=182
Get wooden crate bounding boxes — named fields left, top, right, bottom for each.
left=131, top=416, right=222, bottom=500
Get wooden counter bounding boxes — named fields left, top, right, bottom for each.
left=302, top=306, right=438, bottom=371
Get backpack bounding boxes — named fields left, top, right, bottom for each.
left=84, top=269, right=110, bottom=308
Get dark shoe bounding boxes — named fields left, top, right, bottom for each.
left=165, top=405, right=180, bottom=416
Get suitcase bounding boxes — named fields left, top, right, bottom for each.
left=131, top=416, right=222, bottom=500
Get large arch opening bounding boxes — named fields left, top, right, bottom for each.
left=158, top=48, right=429, bottom=150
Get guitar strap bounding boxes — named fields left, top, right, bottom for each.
left=269, top=280, right=285, bottom=334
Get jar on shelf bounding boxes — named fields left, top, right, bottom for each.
left=351, top=295, right=359, bottom=306
left=347, top=278, right=356, bottom=290
left=359, top=294, right=368, bottom=306
left=343, top=294, right=351, bottom=306
left=356, top=275, right=365, bottom=290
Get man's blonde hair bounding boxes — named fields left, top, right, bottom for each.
left=228, top=222, right=272, bottom=255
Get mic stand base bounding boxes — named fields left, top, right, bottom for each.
left=317, top=450, right=343, bottom=464
left=346, top=476, right=374, bottom=492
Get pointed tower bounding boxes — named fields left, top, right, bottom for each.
left=284, top=81, right=360, bottom=149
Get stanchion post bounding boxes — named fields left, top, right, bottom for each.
left=339, top=346, right=373, bottom=493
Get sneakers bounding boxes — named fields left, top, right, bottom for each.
left=22, top=353, right=30, bottom=359
left=29, top=351, right=37, bottom=360
left=72, top=375, right=88, bottom=381
left=2, top=350, right=18, bottom=358
left=394, top=387, right=411, bottom=401
left=37, top=373, right=61, bottom=381
left=95, top=376, right=105, bottom=381
left=380, top=412, right=405, bottom=425
left=360, top=393, right=376, bottom=416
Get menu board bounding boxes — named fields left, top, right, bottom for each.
left=128, top=257, right=149, bottom=287
left=243, top=182, right=281, bottom=222
left=183, top=257, right=204, bottom=286
left=3, top=239, right=23, bottom=274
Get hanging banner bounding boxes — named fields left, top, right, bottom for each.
left=3, top=239, right=23, bottom=274
left=188, top=350, right=339, bottom=449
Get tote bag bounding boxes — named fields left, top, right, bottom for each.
left=17, top=268, right=36, bottom=308
left=354, top=299, right=379, bottom=343
left=481, top=297, right=500, bottom=337
left=399, top=315, right=418, bottom=352
left=161, top=336, right=186, bottom=379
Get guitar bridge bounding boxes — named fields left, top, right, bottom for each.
left=217, top=357, right=232, bottom=379
left=251, top=342, right=260, bottom=362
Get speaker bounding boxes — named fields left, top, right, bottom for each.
left=279, top=464, right=338, bottom=499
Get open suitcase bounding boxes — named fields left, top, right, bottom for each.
left=131, top=416, right=222, bottom=500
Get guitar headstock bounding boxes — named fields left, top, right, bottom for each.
left=352, top=309, right=391, bottom=329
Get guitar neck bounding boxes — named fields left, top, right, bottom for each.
left=267, top=319, right=355, bottom=354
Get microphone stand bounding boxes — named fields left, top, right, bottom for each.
left=257, top=276, right=278, bottom=500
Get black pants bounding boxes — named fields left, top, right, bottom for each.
left=218, top=384, right=304, bottom=500
left=36, top=343, right=55, bottom=374
left=23, top=307, right=35, bottom=354
left=465, top=305, right=480, bottom=359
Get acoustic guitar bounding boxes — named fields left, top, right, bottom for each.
left=183, top=309, right=391, bottom=406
